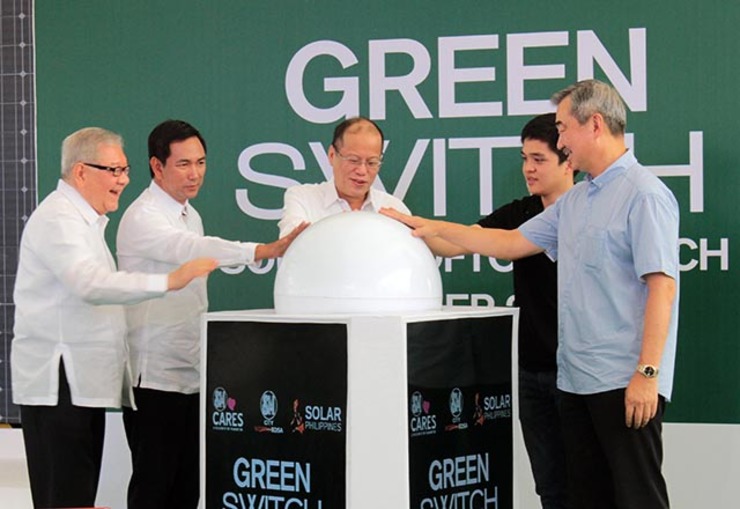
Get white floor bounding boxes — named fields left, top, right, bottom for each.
left=514, top=421, right=740, bottom=508
left=2, top=416, right=740, bottom=508
left=0, top=413, right=131, bottom=509
left=0, top=426, right=33, bottom=509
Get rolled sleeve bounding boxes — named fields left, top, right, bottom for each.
left=630, top=192, right=680, bottom=281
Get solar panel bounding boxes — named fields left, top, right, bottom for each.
left=0, top=0, right=36, bottom=425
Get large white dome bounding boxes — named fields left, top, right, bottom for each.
left=274, top=211, right=443, bottom=314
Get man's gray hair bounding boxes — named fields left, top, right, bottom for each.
left=551, top=79, right=627, bottom=135
left=61, top=127, right=123, bottom=179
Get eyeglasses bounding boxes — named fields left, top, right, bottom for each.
left=83, top=162, right=131, bottom=177
left=332, top=145, right=383, bottom=170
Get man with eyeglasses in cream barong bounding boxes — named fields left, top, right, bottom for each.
left=12, top=127, right=217, bottom=509
left=278, top=116, right=410, bottom=238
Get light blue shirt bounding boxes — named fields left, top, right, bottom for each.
left=519, top=151, right=680, bottom=399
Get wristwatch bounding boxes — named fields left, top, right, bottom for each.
left=636, top=364, right=659, bottom=378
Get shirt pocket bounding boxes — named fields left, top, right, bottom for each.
left=581, top=226, right=606, bottom=271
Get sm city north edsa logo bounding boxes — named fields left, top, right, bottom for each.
left=211, top=387, right=245, bottom=432
left=410, top=390, right=437, bottom=437
left=446, top=387, right=469, bottom=431
left=255, top=390, right=285, bottom=434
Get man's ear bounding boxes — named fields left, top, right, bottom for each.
left=150, top=156, right=164, bottom=180
left=591, top=112, right=606, bottom=137
left=71, top=162, right=87, bottom=185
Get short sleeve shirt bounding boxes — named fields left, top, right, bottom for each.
left=519, top=151, right=680, bottom=399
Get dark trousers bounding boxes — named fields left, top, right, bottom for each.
left=519, top=369, right=570, bottom=509
left=123, top=387, right=200, bottom=509
left=559, top=389, right=669, bottom=509
left=20, top=361, right=106, bottom=509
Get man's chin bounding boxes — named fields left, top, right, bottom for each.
left=338, top=188, right=368, bottom=200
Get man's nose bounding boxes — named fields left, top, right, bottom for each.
left=353, top=163, right=369, bottom=174
left=187, top=164, right=200, bottom=179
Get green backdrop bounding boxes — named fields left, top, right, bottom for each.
left=35, top=1, right=737, bottom=423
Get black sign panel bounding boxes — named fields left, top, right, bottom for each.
left=205, top=321, right=348, bottom=509
left=407, top=315, right=513, bottom=509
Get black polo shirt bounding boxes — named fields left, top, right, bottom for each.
left=478, top=195, right=557, bottom=372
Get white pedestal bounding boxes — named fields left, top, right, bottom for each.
left=201, top=307, right=518, bottom=509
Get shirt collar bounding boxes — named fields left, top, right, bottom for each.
left=320, top=180, right=341, bottom=208
left=149, top=180, right=190, bottom=217
left=586, top=150, right=637, bottom=189
left=56, top=179, right=108, bottom=227
left=322, top=179, right=378, bottom=211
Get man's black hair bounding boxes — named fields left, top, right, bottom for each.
left=520, top=113, right=568, bottom=165
left=148, top=120, right=207, bottom=178
left=331, top=116, right=384, bottom=149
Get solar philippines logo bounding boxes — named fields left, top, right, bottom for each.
left=290, top=398, right=305, bottom=434
left=289, top=397, right=344, bottom=433
left=476, top=391, right=513, bottom=424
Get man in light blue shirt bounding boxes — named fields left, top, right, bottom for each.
left=382, top=79, right=679, bottom=509
left=520, top=149, right=678, bottom=401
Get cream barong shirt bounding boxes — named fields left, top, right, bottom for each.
left=12, top=180, right=167, bottom=408
left=117, top=181, right=259, bottom=396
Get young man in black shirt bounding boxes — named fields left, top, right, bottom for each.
left=481, top=113, right=574, bottom=508
left=422, top=113, right=575, bottom=508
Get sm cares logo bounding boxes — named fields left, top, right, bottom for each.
left=211, top=387, right=244, bottom=432
left=409, top=390, right=437, bottom=437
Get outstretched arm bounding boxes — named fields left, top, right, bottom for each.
left=255, top=222, right=310, bottom=261
left=167, top=258, right=219, bottom=290
left=380, top=208, right=542, bottom=260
